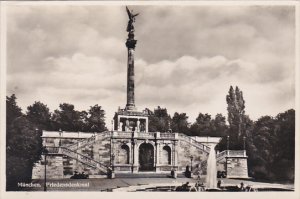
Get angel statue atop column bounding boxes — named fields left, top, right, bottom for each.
left=126, top=6, right=139, bottom=32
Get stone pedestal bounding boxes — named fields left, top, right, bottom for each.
left=226, top=157, right=249, bottom=178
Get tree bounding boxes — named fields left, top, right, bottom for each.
left=190, top=113, right=212, bottom=136
left=26, top=101, right=52, bottom=130
left=6, top=95, right=43, bottom=190
left=211, top=113, right=228, bottom=136
left=148, top=106, right=171, bottom=132
left=51, top=103, right=83, bottom=131
left=272, top=109, right=295, bottom=180
left=248, top=116, right=276, bottom=179
left=246, top=110, right=295, bottom=181
left=226, top=86, right=246, bottom=149
left=6, top=94, right=23, bottom=127
left=86, top=104, right=107, bottom=132
left=171, top=112, right=190, bottom=135
left=190, top=113, right=228, bottom=137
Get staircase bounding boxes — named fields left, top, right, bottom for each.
left=45, top=146, right=111, bottom=175
left=216, top=150, right=246, bottom=162
left=178, top=133, right=210, bottom=154
left=216, top=150, right=227, bottom=162
left=66, top=131, right=111, bottom=151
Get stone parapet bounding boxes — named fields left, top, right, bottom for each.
left=226, top=157, right=249, bottom=178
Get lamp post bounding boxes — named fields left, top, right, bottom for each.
left=190, top=155, right=193, bottom=171
left=111, top=153, right=115, bottom=171
left=59, top=128, right=62, bottom=146
left=227, top=135, right=230, bottom=155
left=43, top=147, right=48, bottom=191
left=243, top=136, right=246, bottom=157
left=226, top=135, right=230, bottom=177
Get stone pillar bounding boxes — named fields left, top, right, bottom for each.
left=125, top=119, right=129, bottom=132
left=136, top=120, right=140, bottom=132
left=132, top=141, right=139, bottom=173
left=117, top=115, right=120, bottom=131
left=173, top=141, right=178, bottom=167
left=125, top=30, right=137, bottom=111
left=118, top=122, right=123, bottom=131
left=155, top=143, right=160, bottom=172
left=145, top=118, right=149, bottom=132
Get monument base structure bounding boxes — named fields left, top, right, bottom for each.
left=32, top=128, right=249, bottom=179
left=32, top=7, right=249, bottom=180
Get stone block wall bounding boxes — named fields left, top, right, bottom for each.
left=226, top=157, right=248, bottom=178
left=32, top=155, right=64, bottom=179
left=177, top=140, right=209, bottom=174
left=92, top=136, right=111, bottom=165
left=33, top=133, right=111, bottom=179
left=67, top=134, right=111, bottom=175
left=217, top=161, right=226, bottom=172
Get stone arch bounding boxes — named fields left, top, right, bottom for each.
left=139, top=143, right=154, bottom=171
left=162, top=145, right=171, bottom=165
left=119, top=144, right=130, bottom=164
left=137, top=140, right=155, bottom=149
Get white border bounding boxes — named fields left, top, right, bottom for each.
left=0, top=0, right=7, bottom=196
left=0, top=1, right=299, bottom=199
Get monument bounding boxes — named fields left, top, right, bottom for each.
left=32, top=7, right=248, bottom=181
left=113, top=6, right=149, bottom=134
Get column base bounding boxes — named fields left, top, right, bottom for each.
left=125, top=104, right=136, bottom=111
left=132, top=165, right=139, bottom=173
left=108, top=171, right=115, bottom=179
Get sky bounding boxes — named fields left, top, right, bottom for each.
left=6, top=4, right=296, bottom=126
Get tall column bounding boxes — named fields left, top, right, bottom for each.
left=173, top=141, right=178, bottom=167
left=132, top=140, right=139, bottom=173
left=136, top=120, right=140, bottom=132
left=145, top=118, right=148, bottom=132
left=125, top=30, right=137, bottom=111
left=155, top=143, right=160, bottom=172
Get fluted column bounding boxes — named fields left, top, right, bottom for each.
left=125, top=31, right=137, bottom=111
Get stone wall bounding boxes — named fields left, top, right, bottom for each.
left=177, top=140, right=209, bottom=174
left=66, top=134, right=111, bottom=175
left=217, top=161, right=226, bottom=172
left=33, top=133, right=111, bottom=178
left=226, top=157, right=248, bottom=178
left=33, top=131, right=249, bottom=179
left=32, top=155, right=64, bottom=179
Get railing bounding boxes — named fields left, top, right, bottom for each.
left=216, top=150, right=246, bottom=161
left=216, top=150, right=227, bottom=159
left=113, top=131, right=174, bottom=139
left=65, top=131, right=111, bottom=150
left=45, top=146, right=111, bottom=173
left=138, top=132, right=155, bottom=138
left=178, top=133, right=210, bottom=153
left=227, top=150, right=246, bottom=157
left=45, top=146, right=59, bottom=154
left=160, top=133, right=175, bottom=139
left=116, top=109, right=149, bottom=116
left=67, top=135, right=97, bottom=150
left=113, top=131, right=132, bottom=138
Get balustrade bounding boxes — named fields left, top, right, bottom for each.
left=45, top=146, right=111, bottom=173
left=160, top=133, right=175, bottom=138
left=178, top=134, right=210, bottom=153
left=138, top=132, right=155, bottom=138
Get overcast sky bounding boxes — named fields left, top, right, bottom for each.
left=6, top=4, right=295, bottom=126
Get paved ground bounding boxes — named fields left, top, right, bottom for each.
left=20, top=175, right=294, bottom=192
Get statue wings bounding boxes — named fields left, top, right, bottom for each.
left=126, top=6, right=139, bottom=20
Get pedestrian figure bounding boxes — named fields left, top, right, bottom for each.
left=240, top=182, right=245, bottom=191
left=197, top=173, right=201, bottom=180
left=217, top=180, right=222, bottom=188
